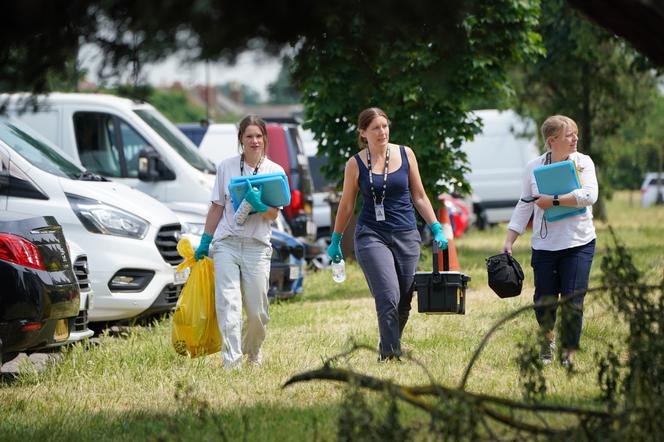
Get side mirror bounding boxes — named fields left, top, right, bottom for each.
left=138, top=147, right=175, bottom=181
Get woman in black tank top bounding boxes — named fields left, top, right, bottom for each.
left=327, top=107, right=449, bottom=361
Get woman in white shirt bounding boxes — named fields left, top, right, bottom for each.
left=502, top=115, right=598, bottom=369
left=195, top=115, right=284, bottom=369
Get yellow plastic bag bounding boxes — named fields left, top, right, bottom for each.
left=171, top=238, right=221, bottom=358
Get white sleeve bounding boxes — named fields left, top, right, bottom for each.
left=571, top=155, right=598, bottom=207
left=211, top=162, right=225, bottom=204
left=507, top=163, right=535, bottom=234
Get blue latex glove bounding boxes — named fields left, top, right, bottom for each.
left=428, top=222, right=448, bottom=250
left=244, top=180, right=269, bottom=213
left=327, top=232, right=343, bottom=262
left=195, top=233, right=213, bottom=261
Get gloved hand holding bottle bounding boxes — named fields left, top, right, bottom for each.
left=195, top=232, right=213, bottom=261
left=327, top=232, right=345, bottom=283
left=327, top=232, right=344, bottom=262
left=244, top=179, right=269, bottom=213
left=428, top=222, right=448, bottom=250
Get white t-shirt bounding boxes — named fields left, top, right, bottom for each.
left=507, top=151, right=598, bottom=251
left=210, top=155, right=285, bottom=246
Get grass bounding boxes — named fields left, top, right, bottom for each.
left=1, top=191, right=662, bottom=441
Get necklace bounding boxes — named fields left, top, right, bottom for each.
left=240, top=153, right=263, bottom=176
left=366, top=146, right=390, bottom=221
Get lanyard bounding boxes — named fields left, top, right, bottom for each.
left=366, top=146, right=390, bottom=204
left=240, top=154, right=263, bottom=176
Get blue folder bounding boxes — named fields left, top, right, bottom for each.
left=533, top=160, right=587, bottom=222
left=228, top=172, right=291, bottom=211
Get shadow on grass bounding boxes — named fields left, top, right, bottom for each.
left=0, top=402, right=340, bottom=442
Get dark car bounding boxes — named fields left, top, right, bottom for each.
left=268, top=227, right=305, bottom=301
left=0, top=214, right=80, bottom=363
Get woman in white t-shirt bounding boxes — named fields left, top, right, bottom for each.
left=195, top=115, right=285, bottom=369
left=502, top=115, right=598, bottom=369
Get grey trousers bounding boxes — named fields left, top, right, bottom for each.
left=354, top=224, right=421, bottom=359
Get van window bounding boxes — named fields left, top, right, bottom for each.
left=0, top=119, right=82, bottom=179
left=74, top=113, right=124, bottom=177
left=134, top=109, right=215, bottom=173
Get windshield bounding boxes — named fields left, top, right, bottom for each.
left=134, top=108, right=216, bottom=173
left=0, top=118, right=83, bottom=178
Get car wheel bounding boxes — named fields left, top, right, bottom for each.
left=1, top=352, right=19, bottom=364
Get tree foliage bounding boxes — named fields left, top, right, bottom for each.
left=292, top=1, right=542, bottom=202
left=266, top=55, right=301, bottom=105
left=510, top=0, right=659, bottom=215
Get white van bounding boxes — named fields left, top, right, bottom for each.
left=460, top=109, right=540, bottom=227
left=0, top=117, right=185, bottom=322
left=5, top=93, right=216, bottom=239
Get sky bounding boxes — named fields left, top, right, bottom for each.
left=79, top=45, right=283, bottom=100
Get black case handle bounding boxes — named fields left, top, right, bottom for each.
left=432, top=240, right=450, bottom=276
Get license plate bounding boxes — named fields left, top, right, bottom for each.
left=53, top=319, right=69, bottom=342
left=289, top=265, right=301, bottom=280
left=174, top=268, right=189, bottom=285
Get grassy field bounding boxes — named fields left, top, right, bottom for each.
left=1, top=191, right=662, bottom=441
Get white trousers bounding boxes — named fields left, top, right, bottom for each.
left=212, top=236, right=271, bottom=368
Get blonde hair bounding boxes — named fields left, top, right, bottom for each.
left=357, top=107, right=390, bottom=149
left=541, top=115, right=578, bottom=150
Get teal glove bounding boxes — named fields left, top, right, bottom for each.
left=327, top=232, right=343, bottom=262
left=195, top=233, right=213, bottom=261
left=244, top=180, right=269, bottom=213
left=428, top=222, right=448, bottom=250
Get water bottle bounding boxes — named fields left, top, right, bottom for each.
left=331, top=259, right=346, bottom=283
left=233, top=198, right=254, bottom=225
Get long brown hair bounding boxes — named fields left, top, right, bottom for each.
left=357, top=107, right=390, bottom=149
left=237, top=115, right=269, bottom=154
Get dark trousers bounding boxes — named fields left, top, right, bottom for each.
left=531, top=239, right=596, bottom=350
left=354, top=224, right=421, bottom=359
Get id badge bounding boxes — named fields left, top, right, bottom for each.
left=374, top=203, right=386, bottom=221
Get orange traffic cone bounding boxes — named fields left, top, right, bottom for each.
left=437, top=207, right=460, bottom=271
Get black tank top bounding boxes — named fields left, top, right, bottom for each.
left=355, top=145, right=417, bottom=232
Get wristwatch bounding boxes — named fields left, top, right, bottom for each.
left=553, top=195, right=560, bottom=206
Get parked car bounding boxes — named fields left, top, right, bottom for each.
left=439, top=194, right=471, bottom=238
left=0, top=213, right=80, bottom=363
left=0, top=116, right=185, bottom=323
left=269, top=226, right=305, bottom=301
left=641, top=172, right=664, bottom=207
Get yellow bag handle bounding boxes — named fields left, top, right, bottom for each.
left=176, top=238, right=196, bottom=272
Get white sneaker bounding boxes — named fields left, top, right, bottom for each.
left=247, top=352, right=262, bottom=367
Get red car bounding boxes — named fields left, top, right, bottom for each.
left=438, top=194, right=471, bottom=238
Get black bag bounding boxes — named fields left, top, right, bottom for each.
left=486, top=253, right=524, bottom=298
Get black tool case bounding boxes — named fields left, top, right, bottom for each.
left=414, top=242, right=470, bottom=314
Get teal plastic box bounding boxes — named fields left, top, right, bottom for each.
left=228, top=173, right=291, bottom=210
left=533, top=160, right=587, bottom=221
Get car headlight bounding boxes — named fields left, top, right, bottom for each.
left=181, top=222, right=205, bottom=237
left=66, top=194, right=149, bottom=239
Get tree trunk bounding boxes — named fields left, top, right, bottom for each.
left=580, top=63, right=607, bottom=220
